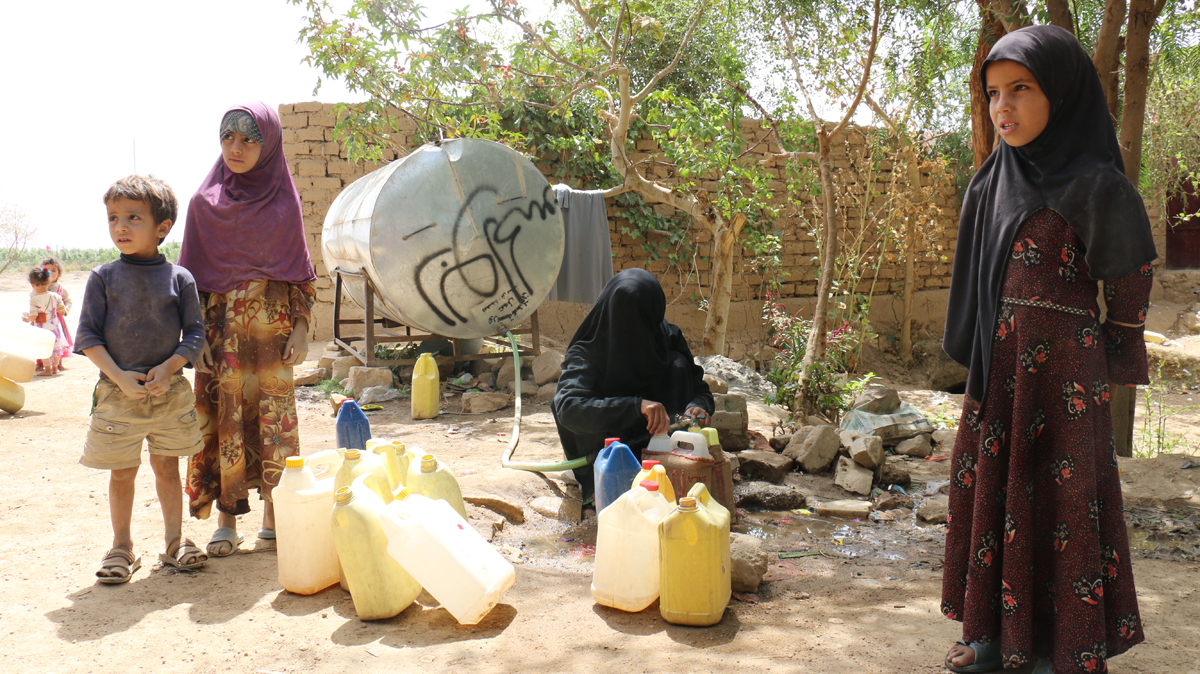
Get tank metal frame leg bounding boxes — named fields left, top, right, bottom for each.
left=331, top=268, right=541, bottom=369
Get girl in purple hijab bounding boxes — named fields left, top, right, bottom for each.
left=182, top=102, right=317, bottom=558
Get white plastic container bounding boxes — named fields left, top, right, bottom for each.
left=275, top=450, right=344, bottom=595
left=0, top=351, right=36, bottom=383
left=406, top=453, right=467, bottom=519
left=379, top=489, right=516, bottom=625
left=592, top=482, right=673, bottom=611
left=332, top=476, right=423, bottom=620
left=0, top=320, right=56, bottom=360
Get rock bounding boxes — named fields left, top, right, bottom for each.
left=849, top=436, right=885, bottom=469
left=331, top=356, right=360, bottom=382
left=458, top=469, right=563, bottom=523
left=1187, top=310, right=1200, bottom=334
left=520, top=378, right=538, bottom=398
left=852, top=388, right=901, bottom=414
left=347, top=366, right=394, bottom=394
left=875, top=492, right=914, bottom=511
left=704, top=374, right=728, bottom=394
left=1146, top=302, right=1184, bottom=335
left=339, top=377, right=350, bottom=391
left=838, top=429, right=862, bottom=449
left=879, top=462, right=912, bottom=487
left=925, top=350, right=969, bottom=392
left=532, top=350, right=564, bottom=386
left=917, top=495, right=950, bottom=524
left=932, top=429, right=957, bottom=454
left=463, top=494, right=525, bottom=524
left=496, top=360, right=518, bottom=390
left=895, top=434, right=933, bottom=458
left=461, top=391, right=510, bottom=414
left=834, top=456, right=874, bottom=495
left=768, top=434, right=792, bottom=452
left=734, top=482, right=808, bottom=510
left=394, top=366, right=414, bottom=385
left=730, top=533, right=768, bottom=593
left=294, top=367, right=327, bottom=386
left=530, top=496, right=582, bottom=522
left=317, top=351, right=340, bottom=370
left=784, top=425, right=840, bottom=473
left=698, top=354, right=777, bottom=400
left=816, top=499, right=871, bottom=519
left=535, top=383, right=558, bottom=404
left=466, top=504, right=506, bottom=542
left=435, top=355, right=455, bottom=379
left=737, top=451, right=794, bottom=484
left=330, top=393, right=349, bottom=413
left=719, top=392, right=748, bottom=416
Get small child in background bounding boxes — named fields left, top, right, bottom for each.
left=24, top=267, right=67, bottom=375
left=41, top=257, right=73, bottom=369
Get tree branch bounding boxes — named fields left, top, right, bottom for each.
left=565, top=0, right=614, bottom=53
left=828, top=0, right=883, bottom=144
left=631, top=2, right=708, bottom=103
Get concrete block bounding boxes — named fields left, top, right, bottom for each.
left=816, top=499, right=872, bottom=519
left=737, top=450, right=793, bottom=484
left=347, top=366, right=393, bottom=394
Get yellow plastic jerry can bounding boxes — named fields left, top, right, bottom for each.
left=631, top=460, right=676, bottom=504
left=411, top=353, right=439, bottom=419
left=658, top=495, right=731, bottom=626
left=330, top=476, right=422, bottom=620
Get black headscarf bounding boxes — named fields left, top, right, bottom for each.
left=943, top=25, right=1158, bottom=404
left=566, top=268, right=671, bottom=399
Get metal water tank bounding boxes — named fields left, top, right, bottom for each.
left=322, top=139, right=565, bottom=340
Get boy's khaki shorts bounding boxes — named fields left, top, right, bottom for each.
left=80, top=375, right=203, bottom=471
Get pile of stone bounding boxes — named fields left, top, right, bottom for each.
left=732, top=388, right=946, bottom=498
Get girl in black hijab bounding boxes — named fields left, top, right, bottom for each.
left=552, top=269, right=714, bottom=500
left=941, top=26, right=1154, bottom=674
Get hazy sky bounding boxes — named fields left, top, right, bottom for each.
left=0, top=0, right=490, bottom=250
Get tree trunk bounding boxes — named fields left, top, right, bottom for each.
left=1045, top=0, right=1075, bottom=32
left=990, top=0, right=1032, bottom=32
left=1119, top=0, right=1160, bottom=185
left=900, top=146, right=924, bottom=365
left=702, top=213, right=746, bottom=356
left=1110, top=0, right=1163, bottom=458
left=794, top=137, right=839, bottom=411
left=1105, top=37, right=1125, bottom=122
left=971, top=2, right=1006, bottom=170
left=1093, top=0, right=1127, bottom=121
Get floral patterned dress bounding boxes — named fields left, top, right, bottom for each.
left=29, top=291, right=67, bottom=358
left=941, top=208, right=1150, bottom=672
left=186, top=279, right=314, bottom=519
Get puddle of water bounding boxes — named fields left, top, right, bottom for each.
left=737, top=510, right=939, bottom=562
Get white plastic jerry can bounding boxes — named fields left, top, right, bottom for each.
left=591, top=481, right=673, bottom=611
left=274, top=450, right=344, bottom=595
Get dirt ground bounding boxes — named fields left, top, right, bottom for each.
left=2, top=271, right=1199, bottom=674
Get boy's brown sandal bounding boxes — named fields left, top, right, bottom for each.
left=159, top=538, right=207, bottom=570
left=96, top=547, right=141, bottom=585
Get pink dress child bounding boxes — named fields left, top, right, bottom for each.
left=29, top=290, right=68, bottom=360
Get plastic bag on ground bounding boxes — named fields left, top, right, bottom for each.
left=359, top=385, right=401, bottom=405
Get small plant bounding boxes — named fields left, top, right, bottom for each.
left=1134, top=363, right=1200, bottom=458
left=316, top=378, right=350, bottom=398
left=762, top=290, right=871, bottom=421
left=374, top=343, right=421, bottom=382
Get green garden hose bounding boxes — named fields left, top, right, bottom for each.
left=499, top=330, right=588, bottom=473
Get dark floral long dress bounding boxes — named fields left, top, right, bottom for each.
left=186, top=279, right=315, bottom=519
left=941, top=208, right=1151, bottom=672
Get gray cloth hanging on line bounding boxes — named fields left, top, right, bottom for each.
left=548, top=184, right=614, bottom=304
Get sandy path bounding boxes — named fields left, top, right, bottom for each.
left=1, top=271, right=1198, bottom=673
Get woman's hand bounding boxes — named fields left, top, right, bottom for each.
left=195, top=341, right=214, bottom=374
left=640, top=399, right=670, bottom=436
left=684, top=406, right=711, bottom=427
left=281, top=317, right=309, bottom=367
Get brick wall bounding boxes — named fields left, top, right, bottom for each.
left=280, top=102, right=961, bottom=357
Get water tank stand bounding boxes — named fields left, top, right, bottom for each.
left=331, top=268, right=541, bottom=368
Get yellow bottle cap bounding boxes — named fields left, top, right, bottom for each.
left=335, top=486, right=354, bottom=504
left=285, top=456, right=305, bottom=469
left=344, top=448, right=361, bottom=460
left=421, top=455, right=438, bottom=473
left=394, top=486, right=410, bottom=500
left=678, top=496, right=698, bottom=510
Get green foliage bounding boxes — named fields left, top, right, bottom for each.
left=1142, top=43, right=1200, bottom=223
left=1134, top=363, right=1200, bottom=458
left=761, top=290, right=871, bottom=420
left=373, top=342, right=420, bottom=383
left=6, top=242, right=182, bottom=273
left=317, top=378, right=350, bottom=397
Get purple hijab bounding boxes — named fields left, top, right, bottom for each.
left=180, top=102, right=316, bottom=293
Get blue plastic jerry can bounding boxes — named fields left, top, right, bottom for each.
left=593, top=438, right=641, bottom=512
left=336, top=399, right=372, bottom=450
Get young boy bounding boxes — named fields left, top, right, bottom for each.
left=75, top=175, right=209, bottom=583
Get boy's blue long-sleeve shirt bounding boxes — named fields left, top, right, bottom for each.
left=73, top=254, right=206, bottom=378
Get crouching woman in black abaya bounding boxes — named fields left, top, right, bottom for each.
left=551, top=269, right=714, bottom=501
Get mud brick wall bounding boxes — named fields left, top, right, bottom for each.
left=280, top=103, right=962, bottom=358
